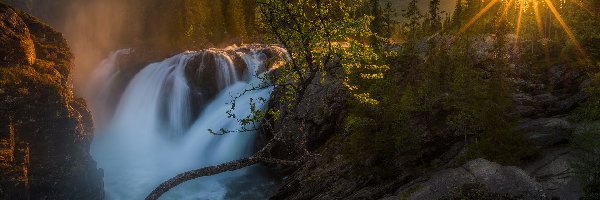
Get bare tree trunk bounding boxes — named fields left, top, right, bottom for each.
left=145, top=136, right=310, bottom=200
left=145, top=157, right=259, bottom=200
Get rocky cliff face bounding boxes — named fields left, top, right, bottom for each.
left=0, top=3, right=103, bottom=199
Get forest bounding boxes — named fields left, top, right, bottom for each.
left=0, top=0, right=599, bottom=199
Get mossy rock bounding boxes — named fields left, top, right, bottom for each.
left=0, top=3, right=35, bottom=67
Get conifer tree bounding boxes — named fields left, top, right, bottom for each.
left=451, top=0, right=464, bottom=30
left=402, top=0, right=422, bottom=39
left=428, top=0, right=442, bottom=33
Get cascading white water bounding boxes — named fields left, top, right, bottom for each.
left=89, top=46, right=285, bottom=200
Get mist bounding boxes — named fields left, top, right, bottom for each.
left=17, top=0, right=143, bottom=92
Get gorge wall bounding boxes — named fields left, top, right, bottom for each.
left=0, top=3, right=103, bottom=199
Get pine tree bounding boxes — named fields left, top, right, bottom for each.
left=402, top=0, right=422, bottom=40
left=451, top=0, right=464, bottom=30
left=428, top=0, right=442, bottom=33
left=226, top=0, right=247, bottom=43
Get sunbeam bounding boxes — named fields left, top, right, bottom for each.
left=533, top=1, right=545, bottom=38
left=515, top=0, right=525, bottom=49
left=543, top=0, right=587, bottom=57
left=568, top=0, right=595, bottom=15
left=497, top=0, right=516, bottom=26
left=459, top=0, right=500, bottom=34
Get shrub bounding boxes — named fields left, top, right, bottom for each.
left=571, top=125, right=600, bottom=199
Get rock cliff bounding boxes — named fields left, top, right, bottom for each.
left=0, top=3, right=103, bottom=199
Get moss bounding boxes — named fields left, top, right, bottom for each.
left=574, top=67, right=600, bottom=122
left=15, top=8, right=73, bottom=73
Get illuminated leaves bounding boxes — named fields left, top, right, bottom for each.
left=257, top=0, right=388, bottom=107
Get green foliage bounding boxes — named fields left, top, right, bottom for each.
left=571, top=125, right=600, bottom=199
left=257, top=0, right=387, bottom=109
left=575, top=72, right=600, bottom=122
left=427, top=0, right=442, bottom=34
left=343, top=114, right=398, bottom=178
left=450, top=0, right=464, bottom=30
left=342, top=31, right=535, bottom=178
left=123, top=0, right=260, bottom=50
left=402, top=0, right=423, bottom=40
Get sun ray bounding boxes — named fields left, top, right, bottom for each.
left=533, top=1, right=545, bottom=38
left=543, top=0, right=587, bottom=57
left=533, top=1, right=551, bottom=63
left=497, top=0, right=516, bottom=27
left=567, top=0, right=595, bottom=15
left=459, top=0, right=500, bottom=34
left=514, top=0, right=525, bottom=49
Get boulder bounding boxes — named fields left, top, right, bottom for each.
left=523, top=148, right=583, bottom=200
left=517, top=118, right=573, bottom=147
left=399, top=159, right=546, bottom=199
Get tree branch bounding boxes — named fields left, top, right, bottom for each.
left=145, top=157, right=259, bottom=200
left=145, top=137, right=310, bottom=200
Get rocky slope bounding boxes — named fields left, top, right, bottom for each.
left=268, top=45, right=591, bottom=199
left=0, top=3, right=103, bottom=199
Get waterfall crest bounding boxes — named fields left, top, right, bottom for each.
left=88, top=45, right=286, bottom=199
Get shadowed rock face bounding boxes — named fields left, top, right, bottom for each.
left=0, top=3, right=103, bottom=199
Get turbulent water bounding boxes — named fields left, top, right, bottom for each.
left=88, top=45, right=286, bottom=199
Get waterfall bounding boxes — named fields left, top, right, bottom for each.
left=89, top=45, right=286, bottom=200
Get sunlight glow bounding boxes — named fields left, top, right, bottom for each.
left=515, top=0, right=525, bottom=49
left=568, top=0, right=594, bottom=15
left=497, top=0, right=516, bottom=27
left=457, top=0, right=589, bottom=59
left=459, top=0, right=500, bottom=34
left=543, top=0, right=587, bottom=56
left=533, top=1, right=545, bottom=38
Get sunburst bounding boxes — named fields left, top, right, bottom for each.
left=458, top=0, right=588, bottom=58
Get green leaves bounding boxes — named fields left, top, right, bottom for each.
left=257, top=0, right=387, bottom=107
